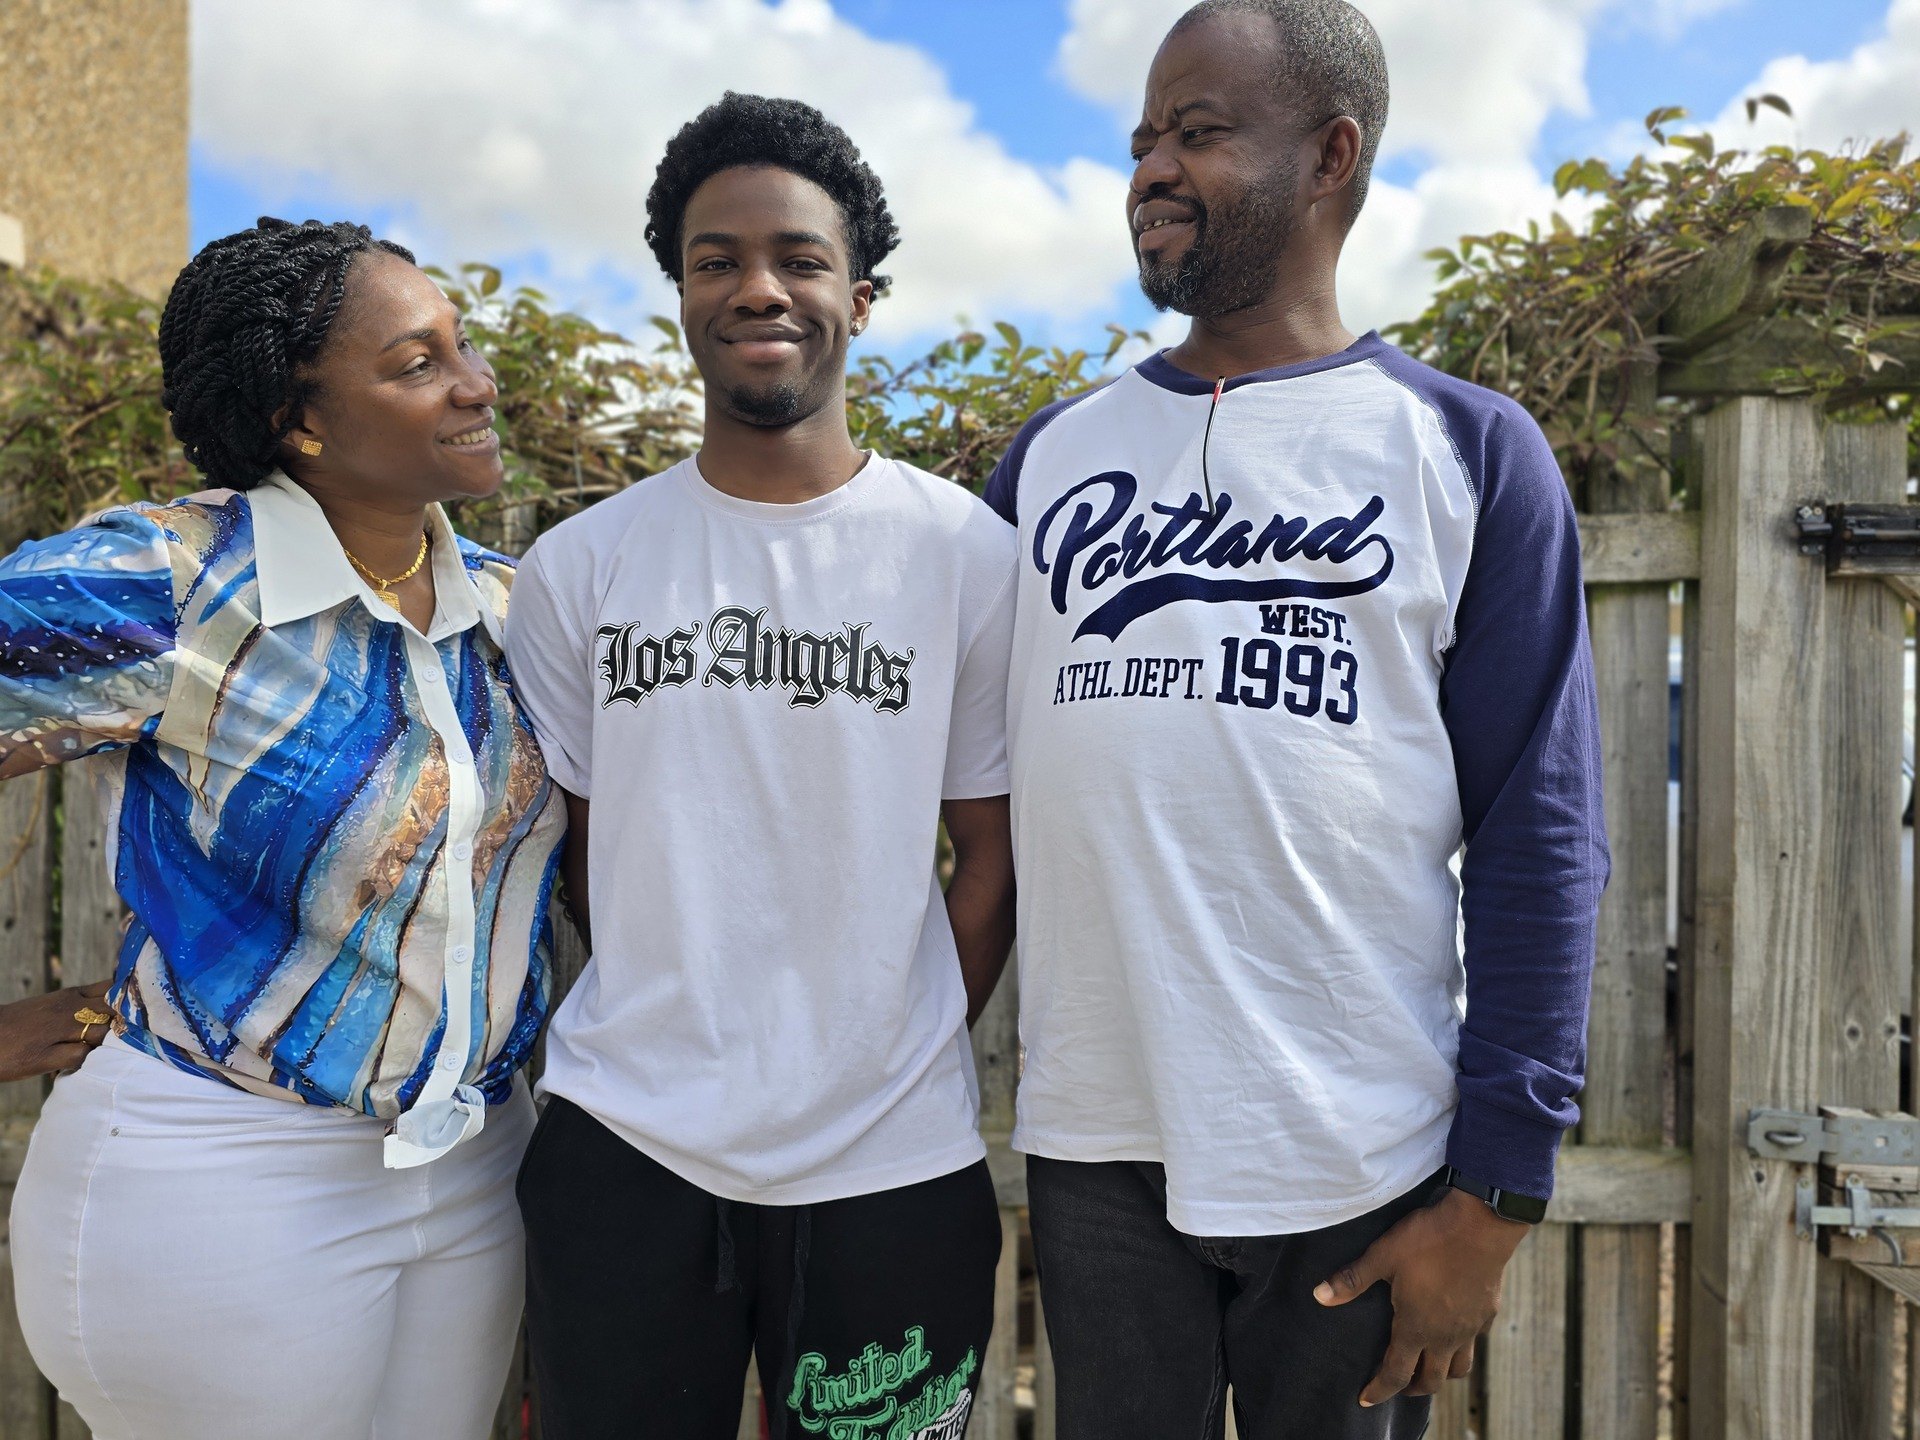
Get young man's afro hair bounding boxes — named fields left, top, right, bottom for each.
left=644, top=92, right=901, bottom=297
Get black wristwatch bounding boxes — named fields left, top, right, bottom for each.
left=1440, top=1166, right=1548, bottom=1225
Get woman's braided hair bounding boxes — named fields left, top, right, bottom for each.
left=158, top=217, right=415, bottom=490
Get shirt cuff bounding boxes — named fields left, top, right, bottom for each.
left=1444, top=1093, right=1568, bottom=1202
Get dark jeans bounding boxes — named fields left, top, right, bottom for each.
left=518, top=1097, right=1002, bottom=1440
left=1028, top=1156, right=1445, bottom=1440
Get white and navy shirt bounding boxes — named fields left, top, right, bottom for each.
left=986, top=332, right=1607, bottom=1236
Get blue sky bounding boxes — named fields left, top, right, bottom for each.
left=188, top=0, right=1920, bottom=366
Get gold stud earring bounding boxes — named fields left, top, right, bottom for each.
left=299, top=439, right=323, bottom=456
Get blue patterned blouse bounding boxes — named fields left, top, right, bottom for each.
left=0, top=474, right=566, bottom=1163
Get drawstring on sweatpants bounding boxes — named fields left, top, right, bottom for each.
left=714, top=1196, right=740, bottom=1294
left=773, top=1206, right=813, bottom=1440
left=712, top=1195, right=812, bottom=1440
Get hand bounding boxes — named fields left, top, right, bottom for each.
left=1314, top=1185, right=1531, bottom=1407
left=0, top=980, right=115, bottom=1083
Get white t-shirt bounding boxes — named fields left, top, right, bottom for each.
left=504, top=454, right=1017, bottom=1204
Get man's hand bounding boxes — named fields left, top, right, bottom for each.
left=1314, top=1185, right=1532, bottom=1406
left=0, top=980, right=114, bottom=1084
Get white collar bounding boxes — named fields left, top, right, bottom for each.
left=249, top=472, right=494, bottom=644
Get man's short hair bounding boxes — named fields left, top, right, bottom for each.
left=644, top=92, right=900, bottom=296
left=1173, top=0, right=1389, bottom=224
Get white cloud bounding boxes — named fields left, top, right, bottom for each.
left=1057, top=0, right=1596, bottom=165
left=1624, top=0, right=1746, bottom=41
left=1343, top=164, right=1551, bottom=332
left=190, top=0, right=1138, bottom=343
left=1054, top=0, right=1614, bottom=330
left=1705, top=0, right=1920, bottom=152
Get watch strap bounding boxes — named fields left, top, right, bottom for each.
left=1440, top=1165, right=1549, bottom=1225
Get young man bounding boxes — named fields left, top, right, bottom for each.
left=506, top=94, right=1017, bottom=1440
left=986, top=3, right=1607, bottom=1437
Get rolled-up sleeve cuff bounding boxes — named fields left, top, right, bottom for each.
left=1444, top=1093, right=1569, bottom=1202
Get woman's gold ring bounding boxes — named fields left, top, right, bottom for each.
left=74, top=1006, right=112, bottom=1044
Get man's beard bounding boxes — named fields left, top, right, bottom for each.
left=724, top=379, right=810, bottom=427
left=1136, top=168, right=1298, bottom=318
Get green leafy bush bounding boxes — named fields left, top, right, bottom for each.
left=1387, top=102, right=1920, bottom=490
left=3, top=107, right=1914, bottom=547
left=0, top=259, right=1142, bottom=547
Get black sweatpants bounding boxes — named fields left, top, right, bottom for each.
left=1028, top=1156, right=1447, bottom=1440
left=518, top=1097, right=1002, bottom=1440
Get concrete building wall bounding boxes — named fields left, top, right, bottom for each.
left=0, top=0, right=189, bottom=295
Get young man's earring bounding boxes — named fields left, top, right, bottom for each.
left=299, top=439, right=324, bottom=456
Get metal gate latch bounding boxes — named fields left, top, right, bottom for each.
left=1747, top=1108, right=1920, bottom=1241
left=1795, top=502, right=1920, bottom=574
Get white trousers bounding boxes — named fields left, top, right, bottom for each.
left=11, top=1037, right=533, bottom=1440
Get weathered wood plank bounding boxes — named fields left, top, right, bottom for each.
left=1033, top=1283, right=1056, bottom=1440
left=1550, top=1146, right=1691, bottom=1224
left=1662, top=317, right=1920, bottom=401
left=1658, top=206, right=1813, bottom=356
left=1853, top=1264, right=1920, bottom=1309
left=56, top=1393, right=88, bottom=1439
left=1483, top=1223, right=1567, bottom=1440
left=1429, top=1364, right=1474, bottom=1440
left=970, top=944, right=1021, bottom=1440
left=1814, top=423, right=1906, bottom=1440
left=57, top=759, right=125, bottom=988
left=1673, top=415, right=1706, bottom=1440
left=972, top=1206, right=1022, bottom=1440
left=1690, top=396, right=1827, bottom=1440
left=1579, top=445, right=1671, bottom=1440
left=1581, top=1227, right=1661, bottom=1434
left=0, top=772, right=56, bottom=1437
left=971, top=950, right=1018, bottom=1138
left=1910, top=1318, right=1920, bottom=1440
left=1580, top=510, right=1701, bottom=584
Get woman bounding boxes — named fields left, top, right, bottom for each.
left=0, top=982, right=114, bottom=1080
left=2, top=217, right=566, bottom=1439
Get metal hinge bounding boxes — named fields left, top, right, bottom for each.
left=1748, top=1109, right=1920, bottom=1243
left=1795, top=502, right=1920, bottom=574
left=1748, top=1108, right=1920, bottom=1165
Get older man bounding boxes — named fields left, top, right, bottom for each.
left=985, top=3, right=1607, bottom=1436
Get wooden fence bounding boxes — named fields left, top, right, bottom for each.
left=1, top=411, right=1918, bottom=1435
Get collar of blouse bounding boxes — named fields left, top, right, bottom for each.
left=249, top=470, right=502, bottom=647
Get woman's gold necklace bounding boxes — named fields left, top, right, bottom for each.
left=343, top=531, right=430, bottom=607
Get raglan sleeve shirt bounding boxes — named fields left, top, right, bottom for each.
left=501, top=537, right=595, bottom=798
left=1429, top=386, right=1609, bottom=1202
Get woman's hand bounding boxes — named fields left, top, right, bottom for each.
left=0, top=980, right=114, bottom=1083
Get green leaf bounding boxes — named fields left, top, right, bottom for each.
left=1644, top=105, right=1688, bottom=136
left=1827, top=181, right=1874, bottom=217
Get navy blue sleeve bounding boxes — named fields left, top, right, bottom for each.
left=983, top=389, right=1103, bottom=526
left=1386, top=359, right=1608, bottom=1202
